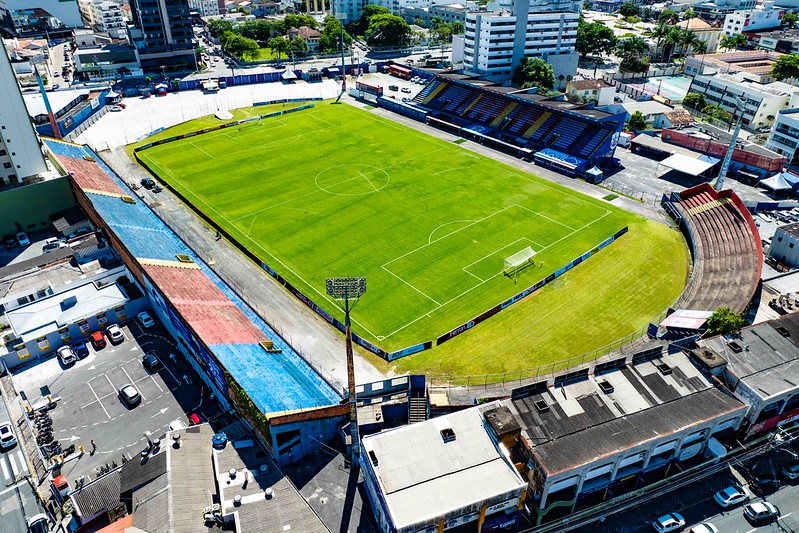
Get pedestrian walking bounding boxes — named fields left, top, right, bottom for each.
left=90, top=439, right=96, bottom=456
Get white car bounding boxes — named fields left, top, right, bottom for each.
left=26, top=514, right=49, bottom=533
left=110, top=105, right=123, bottom=112
left=168, top=419, right=188, bottom=431
left=138, top=311, right=155, bottom=329
left=56, top=345, right=77, bottom=365
left=652, top=513, right=685, bottom=533
left=0, top=422, right=17, bottom=450
left=106, top=324, right=125, bottom=344
left=688, top=523, right=718, bottom=533
left=713, top=484, right=749, bottom=507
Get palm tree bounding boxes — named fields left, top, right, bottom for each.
left=690, top=38, right=707, bottom=56
left=651, top=23, right=670, bottom=61
left=681, top=30, right=699, bottom=57
left=720, top=34, right=747, bottom=51
left=665, top=27, right=682, bottom=63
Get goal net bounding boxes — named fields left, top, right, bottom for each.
left=503, top=246, right=536, bottom=278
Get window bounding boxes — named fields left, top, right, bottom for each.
left=790, top=243, right=794, bottom=248
left=2, top=162, right=10, bottom=169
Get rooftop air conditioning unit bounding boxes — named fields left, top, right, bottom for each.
left=534, top=399, right=550, bottom=413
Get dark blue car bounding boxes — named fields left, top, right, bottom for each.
left=73, top=340, right=89, bottom=359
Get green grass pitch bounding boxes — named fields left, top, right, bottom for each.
left=134, top=102, right=688, bottom=377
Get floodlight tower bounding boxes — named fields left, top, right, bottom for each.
left=715, top=96, right=746, bottom=192
left=326, top=277, right=366, bottom=465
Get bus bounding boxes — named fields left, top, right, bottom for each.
left=389, top=64, right=412, bottom=80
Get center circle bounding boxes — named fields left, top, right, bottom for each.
left=315, top=164, right=390, bottom=196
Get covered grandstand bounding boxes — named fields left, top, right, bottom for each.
left=44, top=139, right=344, bottom=466
left=411, top=75, right=626, bottom=175
left=664, top=184, right=762, bottom=313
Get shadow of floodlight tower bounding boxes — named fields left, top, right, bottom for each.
left=326, top=276, right=367, bottom=466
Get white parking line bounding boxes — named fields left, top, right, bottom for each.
left=121, top=366, right=145, bottom=401
left=105, top=374, right=116, bottom=391
left=89, top=382, right=111, bottom=420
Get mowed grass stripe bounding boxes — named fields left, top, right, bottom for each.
left=136, top=102, right=687, bottom=376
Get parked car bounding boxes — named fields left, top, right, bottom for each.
left=743, top=502, right=780, bottom=523
left=67, top=227, right=91, bottom=240
left=388, top=84, right=398, bottom=91
left=89, top=330, right=107, bottom=350
left=141, top=178, right=155, bottom=189
left=652, top=513, right=685, bottom=533
left=42, top=241, right=66, bottom=254
left=401, top=87, right=411, bottom=93
left=16, top=232, right=30, bottom=246
left=106, top=324, right=124, bottom=344
left=688, top=524, right=717, bottom=533
left=118, top=384, right=141, bottom=408
left=713, top=484, right=749, bottom=507
left=783, top=462, right=799, bottom=480
left=72, top=340, right=89, bottom=359
left=3, top=235, right=16, bottom=248
left=51, top=84, right=60, bottom=90
left=26, top=513, right=50, bottom=533
left=0, top=422, right=17, bottom=450
left=56, top=345, right=77, bottom=365
left=168, top=419, right=188, bottom=431
left=138, top=311, right=155, bottom=328
left=750, top=476, right=780, bottom=495
left=110, top=105, right=123, bottom=112
left=53, top=72, right=60, bottom=77
left=142, top=352, right=161, bottom=373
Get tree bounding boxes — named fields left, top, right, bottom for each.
left=452, top=21, right=464, bottom=34
left=365, top=13, right=411, bottom=48
left=238, top=20, right=279, bottom=44
left=281, top=13, right=318, bottom=31
left=222, top=33, right=260, bottom=60
left=615, top=36, right=648, bottom=57
left=576, top=20, right=617, bottom=58
left=512, top=57, right=555, bottom=90
left=782, top=12, right=797, bottom=28
left=720, top=33, right=747, bottom=51
left=657, top=9, right=678, bottom=23
left=619, top=53, right=650, bottom=74
left=691, top=38, right=707, bottom=55
left=651, top=23, right=670, bottom=60
left=289, top=36, right=309, bottom=56
left=771, top=54, right=799, bottom=82
left=617, top=2, right=640, bottom=17
left=681, top=8, right=695, bottom=20
left=318, top=16, right=353, bottom=52
left=414, top=17, right=426, bottom=27
left=348, top=5, right=390, bottom=36
left=208, top=19, right=233, bottom=39
left=683, top=92, right=706, bottom=110
left=702, top=104, right=733, bottom=123
left=627, top=110, right=647, bottom=130
left=706, top=307, right=745, bottom=335
left=268, top=36, right=290, bottom=59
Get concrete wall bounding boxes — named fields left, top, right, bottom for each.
left=0, top=177, right=75, bottom=236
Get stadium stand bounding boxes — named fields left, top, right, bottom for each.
left=44, top=139, right=341, bottom=414
left=412, top=75, right=625, bottom=173
left=666, top=183, right=762, bottom=313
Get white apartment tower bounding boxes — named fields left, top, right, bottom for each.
left=188, top=0, right=221, bottom=16
left=80, top=0, right=127, bottom=38
left=0, top=49, right=47, bottom=187
left=463, top=0, right=580, bottom=83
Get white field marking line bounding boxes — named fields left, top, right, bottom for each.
left=428, top=220, right=477, bottom=244
left=384, top=204, right=520, bottom=268
left=223, top=119, right=288, bottom=140
left=89, top=382, right=111, bottom=420
left=461, top=237, right=538, bottom=272
left=432, top=166, right=468, bottom=176
left=121, top=366, right=145, bottom=401
left=305, top=112, right=336, bottom=128
left=380, top=210, right=613, bottom=340
left=515, top=204, right=576, bottom=232
left=381, top=265, right=441, bottom=306
left=190, top=141, right=214, bottom=159
left=356, top=168, right=378, bottom=192
left=462, top=269, right=485, bottom=282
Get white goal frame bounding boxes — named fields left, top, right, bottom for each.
left=503, top=246, right=536, bottom=283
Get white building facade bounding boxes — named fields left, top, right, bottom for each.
left=189, top=0, right=221, bottom=16
left=767, top=108, right=799, bottom=164
left=0, top=47, right=47, bottom=186
left=463, top=0, right=579, bottom=83
left=82, top=0, right=127, bottom=38
left=688, top=73, right=797, bottom=131
left=723, top=7, right=783, bottom=36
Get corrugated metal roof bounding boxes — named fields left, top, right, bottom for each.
left=70, top=468, right=123, bottom=519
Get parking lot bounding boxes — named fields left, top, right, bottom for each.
left=10, top=318, right=222, bottom=482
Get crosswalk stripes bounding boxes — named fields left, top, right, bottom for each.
left=1, top=451, right=28, bottom=483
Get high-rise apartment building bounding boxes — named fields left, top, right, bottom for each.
left=0, top=48, right=47, bottom=187
left=463, top=0, right=579, bottom=83
left=128, top=0, right=195, bottom=71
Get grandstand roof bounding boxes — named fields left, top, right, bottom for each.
left=511, top=349, right=746, bottom=474
left=43, top=139, right=341, bottom=413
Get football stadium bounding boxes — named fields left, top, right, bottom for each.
left=132, top=100, right=687, bottom=376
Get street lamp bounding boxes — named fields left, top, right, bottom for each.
left=325, top=276, right=366, bottom=465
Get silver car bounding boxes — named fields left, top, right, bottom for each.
left=56, top=346, right=77, bottom=365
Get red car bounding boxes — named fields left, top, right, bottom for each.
left=89, top=331, right=106, bottom=350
